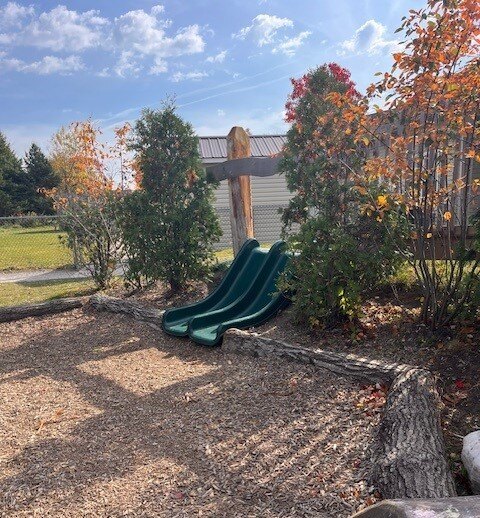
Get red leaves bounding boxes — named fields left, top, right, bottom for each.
left=356, top=384, right=387, bottom=415
left=327, top=62, right=361, bottom=99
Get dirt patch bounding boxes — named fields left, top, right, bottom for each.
left=0, top=308, right=380, bottom=517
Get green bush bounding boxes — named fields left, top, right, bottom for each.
left=281, top=64, right=407, bottom=326
left=282, top=211, right=406, bottom=327
left=121, top=105, right=221, bottom=292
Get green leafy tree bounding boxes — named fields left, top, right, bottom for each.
left=281, top=64, right=407, bottom=326
left=23, top=143, right=59, bottom=215
left=121, top=105, right=221, bottom=292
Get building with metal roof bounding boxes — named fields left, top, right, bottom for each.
left=198, top=135, right=287, bottom=164
left=198, top=134, right=290, bottom=248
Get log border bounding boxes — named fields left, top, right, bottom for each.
left=86, top=295, right=457, bottom=500
left=0, top=296, right=85, bottom=323
left=89, top=294, right=164, bottom=328
left=222, top=329, right=457, bottom=499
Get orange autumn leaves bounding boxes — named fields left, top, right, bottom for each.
left=327, top=0, right=480, bottom=224
left=49, top=120, right=136, bottom=207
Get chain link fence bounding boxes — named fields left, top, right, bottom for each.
left=214, top=204, right=286, bottom=249
left=0, top=215, right=76, bottom=271
left=0, top=205, right=287, bottom=271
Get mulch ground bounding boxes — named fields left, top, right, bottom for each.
left=107, top=279, right=480, bottom=493
left=254, top=289, right=480, bottom=495
left=0, top=307, right=382, bottom=517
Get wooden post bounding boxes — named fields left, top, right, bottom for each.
left=227, top=127, right=254, bottom=255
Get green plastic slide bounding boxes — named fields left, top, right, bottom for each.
left=162, top=239, right=290, bottom=346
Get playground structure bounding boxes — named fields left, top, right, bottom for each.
left=162, top=239, right=290, bottom=345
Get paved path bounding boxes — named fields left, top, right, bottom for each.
left=0, top=266, right=124, bottom=284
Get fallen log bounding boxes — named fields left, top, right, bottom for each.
left=372, top=367, right=456, bottom=498
left=222, top=329, right=411, bottom=383
left=0, top=297, right=84, bottom=323
left=89, top=294, right=164, bottom=326
left=222, top=329, right=456, bottom=499
left=352, top=496, right=480, bottom=517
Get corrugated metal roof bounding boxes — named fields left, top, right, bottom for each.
left=198, top=134, right=286, bottom=162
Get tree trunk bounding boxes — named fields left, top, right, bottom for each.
left=222, top=329, right=411, bottom=382
left=0, top=297, right=84, bottom=323
left=372, top=367, right=456, bottom=498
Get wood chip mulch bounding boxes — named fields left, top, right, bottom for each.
left=0, top=307, right=381, bottom=517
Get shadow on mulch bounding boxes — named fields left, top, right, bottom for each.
left=255, top=288, right=480, bottom=495
left=0, top=308, right=378, bottom=516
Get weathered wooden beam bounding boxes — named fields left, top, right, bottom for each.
left=227, top=127, right=254, bottom=255
left=0, top=297, right=84, bottom=323
left=206, top=156, right=282, bottom=181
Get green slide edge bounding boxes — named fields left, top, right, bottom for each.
left=162, top=240, right=291, bottom=346
left=162, top=238, right=260, bottom=336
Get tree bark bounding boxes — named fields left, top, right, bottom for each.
left=352, top=496, right=480, bottom=517
left=223, top=329, right=410, bottom=383
left=372, top=367, right=457, bottom=498
left=227, top=127, right=254, bottom=255
left=0, top=297, right=84, bottom=323
left=89, top=294, right=164, bottom=327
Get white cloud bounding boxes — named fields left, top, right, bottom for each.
left=0, top=2, right=34, bottom=30
left=149, top=57, right=168, bottom=75
left=206, top=50, right=227, bottom=63
left=113, top=7, right=204, bottom=59
left=114, top=50, right=142, bottom=78
left=217, top=109, right=226, bottom=117
left=170, top=70, right=208, bottom=82
left=339, top=19, right=399, bottom=56
left=0, top=54, right=85, bottom=74
left=18, top=5, right=107, bottom=52
left=233, top=14, right=293, bottom=46
left=0, top=4, right=206, bottom=77
left=272, top=30, right=311, bottom=56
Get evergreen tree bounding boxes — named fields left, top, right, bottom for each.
left=0, top=132, right=23, bottom=216
left=24, top=143, right=59, bottom=214
left=121, top=104, right=221, bottom=291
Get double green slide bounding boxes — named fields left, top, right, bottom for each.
left=162, top=239, right=290, bottom=346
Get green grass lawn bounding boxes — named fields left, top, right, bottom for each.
left=0, top=278, right=96, bottom=307
left=0, top=225, right=72, bottom=271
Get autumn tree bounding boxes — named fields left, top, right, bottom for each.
left=281, top=64, right=406, bottom=326
left=49, top=121, right=122, bottom=288
left=121, top=105, right=221, bottom=292
left=332, top=0, right=480, bottom=328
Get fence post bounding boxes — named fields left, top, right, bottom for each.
left=227, top=127, right=254, bottom=255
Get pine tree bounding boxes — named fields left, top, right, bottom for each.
left=0, top=132, right=24, bottom=216
left=24, top=143, right=59, bottom=214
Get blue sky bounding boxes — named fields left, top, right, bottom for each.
left=0, top=0, right=425, bottom=157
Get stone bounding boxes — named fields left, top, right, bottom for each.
left=462, top=431, right=480, bottom=494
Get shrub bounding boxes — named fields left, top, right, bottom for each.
left=61, top=192, right=123, bottom=289
left=281, top=64, right=406, bottom=326
left=122, top=104, right=221, bottom=292
left=332, top=0, right=480, bottom=328
left=50, top=121, right=122, bottom=289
